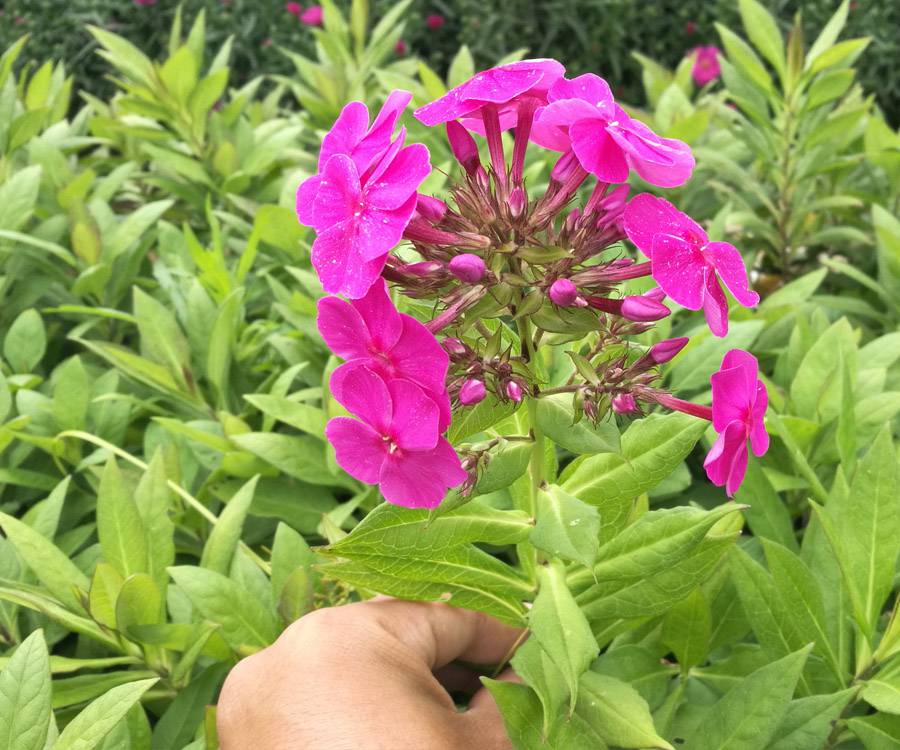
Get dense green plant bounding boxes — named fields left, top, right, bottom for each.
left=0, top=3, right=898, bottom=749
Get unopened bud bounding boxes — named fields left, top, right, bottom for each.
left=443, top=338, right=467, bottom=356
left=446, top=121, right=480, bottom=175
left=549, top=279, right=579, bottom=307
left=649, top=337, right=689, bottom=364
left=611, top=393, right=638, bottom=413
left=550, top=149, right=579, bottom=183
left=449, top=254, right=486, bottom=283
left=404, top=260, right=444, bottom=276
left=474, top=165, right=490, bottom=191
left=416, top=194, right=448, bottom=222
left=565, top=209, right=581, bottom=233
left=459, top=379, right=486, bottom=405
left=620, top=295, right=671, bottom=322
left=642, top=287, right=666, bottom=303
left=505, top=381, right=523, bottom=402
left=509, top=187, right=526, bottom=218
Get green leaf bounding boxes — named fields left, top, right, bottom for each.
left=132, top=288, right=191, bottom=384
left=530, top=562, right=598, bottom=712
left=106, top=200, right=173, bottom=258
left=768, top=689, right=855, bottom=750
left=575, top=505, right=741, bottom=621
left=134, top=451, right=175, bottom=601
left=200, top=476, right=258, bottom=576
left=243, top=394, right=326, bottom=439
left=735, top=461, right=796, bottom=551
left=531, top=485, right=600, bottom=568
left=849, top=714, right=900, bottom=749
left=449, top=399, right=519, bottom=443
left=805, top=0, right=850, bottom=69
left=510, top=638, right=568, bottom=739
left=54, top=678, right=157, bottom=750
left=0, top=166, right=41, bottom=232
left=819, top=426, right=899, bottom=635
left=97, top=458, right=148, bottom=580
left=661, top=588, right=711, bottom=672
left=270, top=523, right=315, bottom=603
left=0, top=629, right=51, bottom=750
left=159, top=46, right=197, bottom=105
left=561, top=413, right=706, bottom=541
left=3, top=309, right=46, bottom=373
left=151, top=664, right=228, bottom=750
left=534, top=394, right=620, bottom=454
left=88, top=563, right=124, bottom=630
left=330, top=500, right=532, bottom=555
left=447, top=45, right=475, bottom=88
left=231, top=433, right=342, bottom=487
left=862, top=661, right=900, bottom=713
left=789, top=318, right=856, bottom=424
left=474, top=440, right=531, bottom=494
left=0, top=513, right=89, bottom=611
left=716, top=23, right=774, bottom=93
left=52, top=670, right=158, bottom=710
left=576, top=672, right=672, bottom=749
left=116, top=574, right=162, bottom=634
left=479, top=680, right=545, bottom=749
left=168, top=566, right=278, bottom=650
left=873, top=203, right=900, bottom=303
left=689, top=646, right=811, bottom=750
left=738, top=0, right=785, bottom=77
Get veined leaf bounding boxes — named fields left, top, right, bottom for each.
left=0, top=629, right=51, bottom=750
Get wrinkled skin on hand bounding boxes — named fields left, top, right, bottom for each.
left=217, top=599, right=522, bottom=750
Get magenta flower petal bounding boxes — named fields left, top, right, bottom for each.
left=750, top=384, right=769, bottom=457
left=549, top=73, right=615, bottom=109
left=365, top=144, right=432, bottom=210
left=318, top=101, right=370, bottom=172
left=390, top=315, right=450, bottom=394
left=650, top=233, right=707, bottom=310
left=703, top=419, right=748, bottom=496
left=326, top=417, right=385, bottom=483
left=607, top=119, right=695, bottom=188
left=350, top=278, right=403, bottom=351
left=312, top=155, right=362, bottom=230
left=358, top=90, right=414, bottom=166
left=311, top=223, right=388, bottom=299
left=570, top=121, right=629, bottom=184
left=329, top=363, right=393, bottom=433
left=356, top=194, right=418, bottom=262
left=705, top=241, right=760, bottom=308
left=414, top=59, right=565, bottom=127
left=378, top=438, right=467, bottom=509
left=623, top=193, right=706, bottom=256
left=692, top=46, right=722, bottom=87
left=295, top=174, right=323, bottom=227
left=386, top=379, right=440, bottom=451
left=720, top=348, right=759, bottom=388
left=702, top=274, right=730, bottom=337
left=316, top=296, right=370, bottom=361
left=710, top=361, right=754, bottom=432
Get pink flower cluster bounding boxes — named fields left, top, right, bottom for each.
left=297, top=58, right=769, bottom=505
left=691, top=46, right=721, bottom=86
left=286, top=2, right=323, bottom=25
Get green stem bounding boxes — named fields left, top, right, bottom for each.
left=517, top=315, right=543, bottom=580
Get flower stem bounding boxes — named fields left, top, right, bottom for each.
left=517, top=315, right=543, bottom=581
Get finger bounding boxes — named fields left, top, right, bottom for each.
left=356, top=598, right=525, bottom=669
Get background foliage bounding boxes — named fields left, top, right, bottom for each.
left=0, top=0, right=898, bottom=748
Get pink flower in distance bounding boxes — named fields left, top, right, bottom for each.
left=532, top=74, right=695, bottom=188
left=691, top=46, right=721, bottom=86
left=414, top=59, right=565, bottom=130
left=300, top=5, right=323, bottom=25
left=426, top=13, right=445, bottom=29
left=704, top=350, right=769, bottom=496
left=326, top=367, right=466, bottom=508
left=395, top=39, right=408, bottom=55
left=317, top=279, right=451, bottom=428
left=623, top=193, right=758, bottom=336
left=133, top=0, right=157, bottom=5
left=296, top=92, right=431, bottom=298
left=285, top=2, right=303, bottom=17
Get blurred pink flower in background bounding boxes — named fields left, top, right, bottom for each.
left=395, top=39, right=408, bottom=55
left=691, top=46, right=721, bottom=86
left=300, top=5, right=323, bottom=25
left=133, top=0, right=157, bottom=6
left=285, top=2, right=303, bottom=18
left=426, top=14, right=445, bottom=29
left=685, top=20, right=697, bottom=35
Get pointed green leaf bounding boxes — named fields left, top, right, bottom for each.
left=97, top=458, right=148, bottom=579
left=661, top=588, right=711, bottom=672
left=534, top=394, right=620, bottom=454
left=738, top=0, right=785, bottom=77
left=0, top=629, right=51, bottom=750
left=200, top=476, right=258, bottom=576
left=531, top=485, right=600, bottom=568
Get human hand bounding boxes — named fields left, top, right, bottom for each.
left=216, top=599, right=523, bottom=750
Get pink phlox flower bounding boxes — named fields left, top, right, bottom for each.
left=326, top=366, right=466, bottom=508
left=317, top=279, right=451, bottom=428
left=426, top=13, right=445, bottom=29
left=133, top=0, right=157, bottom=5
left=300, top=5, right=323, bottom=25
left=285, top=2, right=303, bottom=17
left=691, top=46, right=721, bottom=86
left=414, top=59, right=565, bottom=130
left=296, top=93, right=431, bottom=299
left=704, top=350, right=769, bottom=496
left=622, top=193, right=758, bottom=336
left=532, top=74, right=695, bottom=187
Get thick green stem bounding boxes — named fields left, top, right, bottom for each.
left=516, top=316, right=544, bottom=580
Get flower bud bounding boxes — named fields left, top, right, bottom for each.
left=612, top=393, right=638, bottom=413
left=449, top=254, right=486, bottom=284
left=415, top=194, right=448, bottom=222
left=509, top=187, right=526, bottom=218
left=649, top=337, right=689, bottom=364
left=565, top=209, right=581, bottom=233
left=447, top=121, right=480, bottom=175
left=442, top=338, right=467, bottom=356
left=620, top=295, right=671, bottom=322
left=459, top=379, right=486, bottom=405
left=550, top=149, right=579, bottom=183
left=505, top=381, right=523, bottom=402
left=549, top=279, right=579, bottom=307
left=643, top=287, right=667, bottom=303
